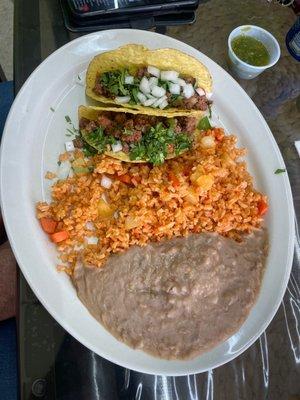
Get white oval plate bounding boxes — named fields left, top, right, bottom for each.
left=0, top=29, right=294, bottom=376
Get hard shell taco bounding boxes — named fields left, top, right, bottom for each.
left=86, top=44, right=212, bottom=113
left=77, top=105, right=203, bottom=165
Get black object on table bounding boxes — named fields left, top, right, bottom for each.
left=61, top=0, right=199, bottom=33
left=14, top=0, right=300, bottom=399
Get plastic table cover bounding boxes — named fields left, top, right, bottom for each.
left=14, top=0, right=300, bottom=398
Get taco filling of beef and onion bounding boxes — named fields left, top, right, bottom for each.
left=93, top=67, right=211, bottom=111
left=76, top=110, right=196, bottom=165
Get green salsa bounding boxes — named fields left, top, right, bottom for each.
left=231, top=35, right=270, bottom=66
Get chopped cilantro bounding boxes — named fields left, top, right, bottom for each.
left=99, top=69, right=142, bottom=103
left=65, top=115, right=71, bottom=123
left=81, top=127, right=117, bottom=154
left=158, top=79, right=169, bottom=91
left=57, top=160, right=61, bottom=166
left=50, top=107, right=55, bottom=112
left=123, top=128, right=133, bottom=136
left=83, top=145, right=97, bottom=157
left=100, top=70, right=129, bottom=96
left=67, top=128, right=75, bottom=135
left=129, top=143, right=146, bottom=160
left=197, top=116, right=212, bottom=131
left=129, top=121, right=192, bottom=165
left=168, top=94, right=183, bottom=107
left=130, top=87, right=140, bottom=104
left=274, top=168, right=286, bottom=174
left=77, top=74, right=81, bottom=81
left=174, top=133, right=192, bottom=155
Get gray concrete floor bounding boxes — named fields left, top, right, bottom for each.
left=0, top=0, right=13, bottom=80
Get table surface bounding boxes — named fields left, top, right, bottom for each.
left=14, top=1, right=300, bottom=399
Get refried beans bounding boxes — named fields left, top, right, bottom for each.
left=73, top=229, right=268, bottom=360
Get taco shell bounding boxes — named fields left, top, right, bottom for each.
left=86, top=44, right=212, bottom=113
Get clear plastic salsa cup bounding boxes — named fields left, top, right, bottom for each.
left=228, top=25, right=281, bottom=80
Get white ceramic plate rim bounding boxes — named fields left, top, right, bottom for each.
left=0, top=29, right=294, bottom=376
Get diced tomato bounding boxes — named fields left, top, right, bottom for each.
left=40, top=218, right=58, bottom=234
left=133, top=175, right=142, bottom=183
left=183, top=166, right=192, bottom=177
left=214, top=129, right=224, bottom=141
left=56, top=221, right=64, bottom=231
left=168, top=171, right=180, bottom=188
left=258, top=199, right=268, bottom=216
left=50, top=231, right=69, bottom=243
left=117, top=174, right=132, bottom=184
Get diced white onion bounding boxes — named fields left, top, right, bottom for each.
left=139, top=77, right=150, bottom=94
left=65, top=141, right=75, bottom=152
left=195, top=87, right=206, bottom=97
left=115, top=96, right=130, bottom=104
left=137, top=92, right=147, bottom=103
left=201, top=136, right=215, bottom=148
left=152, top=95, right=167, bottom=108
left=159, top=100, right=168, bottom=109
left=148, top=77, right=158, bottom=88
left=57, top=160, right=71, bottom=180
left=124, top=75, right=134, bottom=84
left=183, top=83, right=195, bottom=99
left=111, top=141, right=123, bottom=153
left=169, top=83, right=180, bottom=95
left=143, top=98, right=156, bottom=106
left=85, top=221, right=95, bottom=230
left=177, top=78, right=187, bottom=87
left=160, top=70, right=179, bottom=81
left=101, top=175, right=112, bottom=189
left=86, top=236, right=98, bottom=245
left=147, top=66, right=160, bottom=77
left=151, top=85, right=166, bottom=98
left=74, top=244, right=84, bottom=251
left=206, top=92, right=213, bottom=100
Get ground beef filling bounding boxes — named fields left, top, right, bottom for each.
left=79, top=112, right=196, bottom=146
left=92, top=69, right=210, bottom=111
